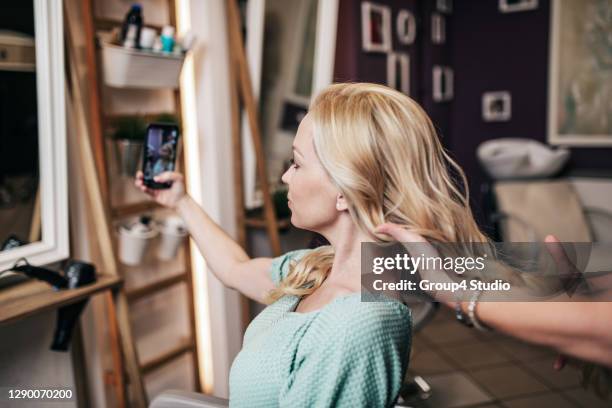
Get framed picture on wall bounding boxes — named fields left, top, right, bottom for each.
left=499, top=0, right=538, bottom=13
left=548, top=0, right=612, bottom=146
left=431, top=13, right=445, bottom=44
left=387, top=52, right=410, bottom=96
left=437, top=0, right=453, bottom=14
left=482, top=91, right=512, bottom=122
left=396, top=9, right=416, bottom=45
left=361, top=2, right=392, bottom=53
left=433, top=66, right=453, bottom=102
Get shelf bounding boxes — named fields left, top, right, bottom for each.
left=112, top=200, right=162, bottom=218
left=245, top=216, right=291, bottom=229
left=104, top=112, right=175, bottom=122
left=94, top=17, right=164, bottom=33
left=0, top=274, right=122, bottom=326
left=126, top=273, right=187, bottom=303
left=140, top=338, right=195, bottom=374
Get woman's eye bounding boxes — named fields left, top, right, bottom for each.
left=290, top=158, right=300, bottom=169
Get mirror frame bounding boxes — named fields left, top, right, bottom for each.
left=0, top=0, right=68, bottom=271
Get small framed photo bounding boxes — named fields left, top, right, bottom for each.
left=499, top=0, right=538, bottom=13
left=482, top=91, right=512, bottom=122
left=431, top=13, right=446, bottom=44
left=396, top=9, right=416, bottom=45
left=361, top=2, right=392, bottom=53
left=436, top=0, right=453, bottom=14
left=387, top=52, right=410, bottom=95
left=433, top=66, right=453, bottom=102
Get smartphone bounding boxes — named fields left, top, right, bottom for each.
left=142, top=123, right=180, bottom=189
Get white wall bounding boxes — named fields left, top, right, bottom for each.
left=0, top=312, right=79, bottom=408
left=178, top=0, right=244, bottom=398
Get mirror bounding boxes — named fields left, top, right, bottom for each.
left=241, top=0, right=338, bottom=208
left=0, top=0, right=68, bottom=275
left=0, top=3, right=40, bottom=251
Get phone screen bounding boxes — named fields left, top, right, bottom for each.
left=142, top=123, right=179, bottom=189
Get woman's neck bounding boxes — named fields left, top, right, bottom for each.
left=322, top=215, right=370, bottom=290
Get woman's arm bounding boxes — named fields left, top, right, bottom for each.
left=135, top=171, right=274, bottom=303
left=174, top=195, right=275, bottom=302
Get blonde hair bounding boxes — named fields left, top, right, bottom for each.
left=267, top=83, right=489, bottom=302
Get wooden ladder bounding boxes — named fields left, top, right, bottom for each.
left=76, top=0, right=200, bottom=405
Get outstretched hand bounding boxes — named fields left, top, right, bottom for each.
left=134, top=171, right=187, bottom=209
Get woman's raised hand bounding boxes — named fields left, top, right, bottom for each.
left=134, top=171, right=187, bottom=209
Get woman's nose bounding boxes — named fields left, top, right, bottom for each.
left=281, top=167, right=291, bottom=184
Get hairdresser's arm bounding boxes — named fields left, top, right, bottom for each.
left=376, top=222, right=612, bottom=368
left=135, top=171, right=274, bottom=303
left=464, top=301, right=612, bottom=367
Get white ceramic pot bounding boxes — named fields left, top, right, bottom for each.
left=118, top=222, right=158, bottom=265
left=157, top=216, right=187, bottom=261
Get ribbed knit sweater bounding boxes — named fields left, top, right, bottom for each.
left=228, top=249, right=412, bottom=407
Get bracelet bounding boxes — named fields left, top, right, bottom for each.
left=467, top=290, right=492, bottom=332
left=454, top=301, right=473, bottom=327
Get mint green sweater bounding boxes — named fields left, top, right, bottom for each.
left=228, top=249, right=412, bottom=407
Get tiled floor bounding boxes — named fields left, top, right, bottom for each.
left=399, top=307, right=610, bottom=408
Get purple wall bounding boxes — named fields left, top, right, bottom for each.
left=334, top=0, right=612, bottom=227
left=334, top=0, right=421, bottom=95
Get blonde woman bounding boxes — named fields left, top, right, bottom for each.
left=135, top=82, right=487, bottom=407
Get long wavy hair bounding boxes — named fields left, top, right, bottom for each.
left=266, top=83, right=489, bottom=302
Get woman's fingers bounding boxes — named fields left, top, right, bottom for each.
left=134, top=177, right=156, bottom=197
left=154, top=171, right=183, bottom=183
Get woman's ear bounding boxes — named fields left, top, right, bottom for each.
left=336, top=194, right=348, bottom=211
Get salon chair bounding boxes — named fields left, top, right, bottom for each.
left=150, top=293, right=438, bottom=408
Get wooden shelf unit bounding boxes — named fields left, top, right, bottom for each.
left=79, top=0, right=201, bottom=403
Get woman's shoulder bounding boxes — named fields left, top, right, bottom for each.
left=269, top=248, right=314, bottom=284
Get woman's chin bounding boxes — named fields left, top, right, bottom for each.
left=289, top=213, right=299, bottom=228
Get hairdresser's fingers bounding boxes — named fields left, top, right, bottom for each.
left=553, top=353, right=567, bottom=371
left=544, top=235, right=573, bottom=273
left=545, top=235, right=583, bottom=295
left=375, top=223, right=440, bottom=262
left=375, top=222, right=448, bottom=303
left=375, top=222, right=428, bottom=243
left=153, top=171, right=183, bottom=183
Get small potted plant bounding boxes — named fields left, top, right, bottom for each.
left=109, top=116, right=147, bottom=176
left=154, top=112, right=180, bottom=129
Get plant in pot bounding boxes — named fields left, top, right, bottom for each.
left=109, top=116, right=147, bottom=176
left=154, top=112, right=180, bottom=128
